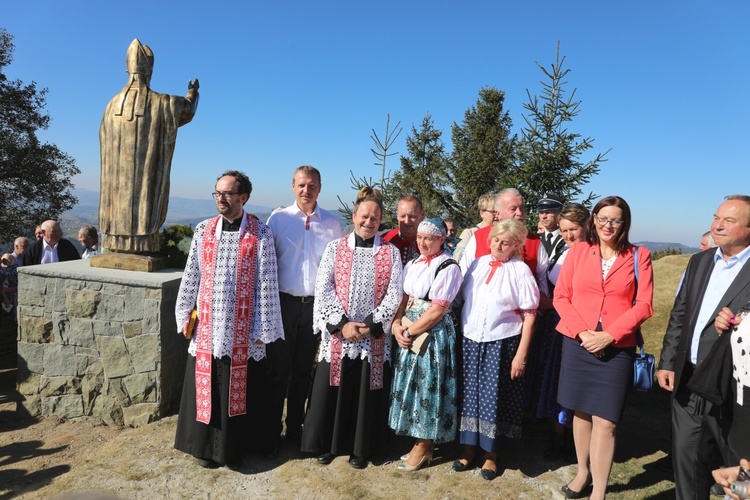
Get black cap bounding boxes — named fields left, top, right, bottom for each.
left=537, top=194, right=564, bottom=211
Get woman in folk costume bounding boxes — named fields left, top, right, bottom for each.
left=389, top=218, right=463, bottom=471
left=174, top=171, right=284, bottom=469
left=452, top=218, right=540, bottom=481
left=301, top=187, right=403, bottom=470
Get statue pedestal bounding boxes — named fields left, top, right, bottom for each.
left=16, top=260, right=188, bottom=426
left=90, top=253, right=169, bottom=272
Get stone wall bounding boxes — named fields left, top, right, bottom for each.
left=16, top=260, right=188, bottom=427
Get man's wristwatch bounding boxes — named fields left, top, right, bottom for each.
left=403, top=329, right=411, bottom=339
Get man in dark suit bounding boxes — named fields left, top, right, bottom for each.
left=23, top=220, right=81, bottom=266
left=658, top=194, right=750, bottom=499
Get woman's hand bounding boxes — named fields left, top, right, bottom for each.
left=581, top=330, right=613, bottom=357
left=341, top=321, right=367, bottom=341
left=510, top=356, right=526, bottom=380
left=395, top=328, right=412, bottom=349
left=715, top=306, right=741, bottom=334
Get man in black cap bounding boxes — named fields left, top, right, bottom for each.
left=537, top=194, right=565, bottom=269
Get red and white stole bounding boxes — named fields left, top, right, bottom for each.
left=330, top=233, right=391, bottom=390
left=195, top=214, right=258, bottom=423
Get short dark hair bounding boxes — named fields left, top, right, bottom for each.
left=585, top=196, right=632, bottom=253
left=218, top=170, right=253, bottom=196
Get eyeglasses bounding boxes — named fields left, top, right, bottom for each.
left=595, top=216, right=625, bottom=227
left=211, top=191, right=239, bottom=200
left=480, top=209, right=494, bottom=214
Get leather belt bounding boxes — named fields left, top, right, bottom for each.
left=280, top=291, right=315, bottom=304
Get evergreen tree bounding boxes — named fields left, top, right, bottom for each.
left=516, top=43, right=608, bottom=219
left=390, top=114, right=455, bottom=218
left=0, top=28, right=79, bottom=245
left=450, top=86, right=516, bottom=228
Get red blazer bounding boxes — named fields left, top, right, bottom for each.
left=553, top=242, right=653, bottom=347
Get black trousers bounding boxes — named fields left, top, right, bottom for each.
left=266, top=294, right=319, bottom=440
left=671, top=388, right=736, bottom=500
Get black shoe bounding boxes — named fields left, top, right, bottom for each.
left=452, top=456, right=474, bottom=472
left=481, top=468, right=497, bottom=481
left=317, top=452, right=336, bottom=465
left=348, top=456, right=368, bottom=469
left=560, top=481, right=591, bottom=499
left=197, top=458, right=218, bottom=468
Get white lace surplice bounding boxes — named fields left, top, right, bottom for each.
left=175, top=216, right=284, bottom=361
left=313, top=233, right=403, bottom=364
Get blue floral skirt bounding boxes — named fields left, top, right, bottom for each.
left=388, top=298, right=458, bottom=443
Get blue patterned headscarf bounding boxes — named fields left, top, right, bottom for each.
left=417, top=217, right=447, bottom=236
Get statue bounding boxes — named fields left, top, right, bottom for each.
left=99, top=39, right=199, bottom=253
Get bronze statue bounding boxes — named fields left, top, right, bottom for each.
left=99, top=39, right=199, bottom=253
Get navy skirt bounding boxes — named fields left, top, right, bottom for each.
left=557, top=335, right=635, bottom=423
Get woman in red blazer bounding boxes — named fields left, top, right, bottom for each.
left=553, top=196, right=653, bottom=500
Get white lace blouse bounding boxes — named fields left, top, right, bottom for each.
left=175, top=215, right=284, bottom=361
left=458, top=255, right=540, bottom=343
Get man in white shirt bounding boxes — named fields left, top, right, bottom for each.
left=78, top=225, right=100, bottom=259
left=23, top=220, right=81, bottom=265
left=11, top=237, right=30, bottom=267
left=266, top=165, right=343, bottom=449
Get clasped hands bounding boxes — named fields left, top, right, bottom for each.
left=339, top=321, right=370, bottom=342
left=578, top=330, right=613, bottom=357
left=391, top=323, right=412, bottom=349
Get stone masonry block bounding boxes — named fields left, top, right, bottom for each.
left=123, top=403, right=159, bottom=427
left=19, top=316, right=53, bottom=343
left=127, top=334, right=160, bottom=373
left=17, top=372, right=42, bottom=395
left=96, top=294, right=125, bottom=322
left=40, top=376, right=82, bottom=396
left=66, top=289, right=101, bottom=318
left=96, top=336, right=134, bottom=378
left=65, top=318, right=96, bottom=348
left=17, top=341, right=45, bottom=373
left=122, top=321, right=142, bottom=339
left=42, top=395, right=84, bottom=418
left=123, top=288, right=146, bottom=322
left=92, top=320, right=122, bottom=337
left=123, top=373, right=156, bottom=404
left=43, top=344, right=78, bottom=377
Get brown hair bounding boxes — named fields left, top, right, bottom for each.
left=293, top=165, right=321, bottom=184
left=353, top=187, right=384, bottom=214
left=584, top=196, right=632, bottom=253
left=557, top=203, right=590, bottom=228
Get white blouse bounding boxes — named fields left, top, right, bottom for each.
left=458, top=255, right=540, bottom=343
left=546, top=246, right=570, bottom=287
left=403, top=253, right=463, bottom=307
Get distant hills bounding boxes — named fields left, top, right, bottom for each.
left=57, top=189, right=699, bottom=255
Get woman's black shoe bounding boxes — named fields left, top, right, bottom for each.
left=480, top=468, right=497, bottom=481
left=560, top=481, right=591, bottom=499
left=317, top=452, right=336, bottom=465
left=348, top=456, right=367, bottom=469
left=452, top=459, right=472, bottom=472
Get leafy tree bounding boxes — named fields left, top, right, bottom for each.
left=450, top=86, right=516, bottom=228
left=516, top=42, right=608, bottom=222
left=390, top=114, right=456, bottom=218
left=337, top=114, right=402, bottom=227
left=0, top=28, right=79, bottom=246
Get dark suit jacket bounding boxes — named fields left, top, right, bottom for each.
left=23, top=238, right=81, bottom=266
left=659, top=248, right=750, bottom=395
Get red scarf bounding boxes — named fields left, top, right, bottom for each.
left=329, top=235, right=391, bottom=390
left=195, top=214, right=258, bottom=423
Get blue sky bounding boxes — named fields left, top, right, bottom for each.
left=5, top=1, right=749, bottom=245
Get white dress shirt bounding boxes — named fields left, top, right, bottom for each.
left=267, top=202, right=343, bottom=297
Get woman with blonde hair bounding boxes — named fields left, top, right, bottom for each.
left=453, top=218, right=540, bottom=480
left=453, top=193, right=496, bottom=263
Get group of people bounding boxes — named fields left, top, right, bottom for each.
left=172, top=166, right=687, bottom=500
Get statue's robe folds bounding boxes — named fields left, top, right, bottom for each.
left=99, top=83, right=197, bottom=253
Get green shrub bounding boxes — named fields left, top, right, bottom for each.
left=160, top=224, right=194, bottom=269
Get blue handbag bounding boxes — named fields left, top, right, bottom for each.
left=632, top=247, right=655, bottom=391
